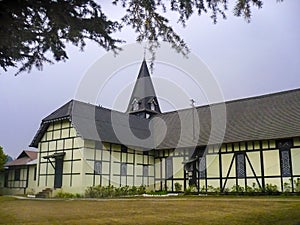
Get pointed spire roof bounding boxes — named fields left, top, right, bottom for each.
left=127, top=60, right=161, bottom=117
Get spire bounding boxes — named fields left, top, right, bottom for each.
left=127, top=60, right=161, bottom=118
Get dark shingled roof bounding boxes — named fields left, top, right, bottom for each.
left=31, top=88, right=300, bottom=150
left=30, top=100, right=153, bottom=149
left=154, top=88, right=300, bottom=149
left=4, top=150, right=37, bottom=167
left=126, top=60, right=161, bottom=115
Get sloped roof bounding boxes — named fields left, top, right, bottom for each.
left=30, top=88, right=300, bottom=150
left=126, top=60, right=161, bottom=114
left=4, top=150, right=37, bottom=167
left=30, top=100, right=153, bottom=149
left=154, top=88, right=300, bottom=149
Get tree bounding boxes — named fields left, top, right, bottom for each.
left=0, top=0, right=279, bottom=75
left=0, top=146, right=8, bottom=171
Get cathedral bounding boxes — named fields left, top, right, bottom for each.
left=1, top=60, right=300, bottom=195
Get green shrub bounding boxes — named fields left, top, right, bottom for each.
left=246, top=182, right=262, bottom=193
left=294, top=178, right=300, bottom=192
left=129, top=186, right=137, bottom=195
left=184, top=185, right=196, bottom=195
left=137, top=185, right=146, bottom=195
left=174, top=182, right=182, bottom=192
left=283, top=181, right=292, bottom=193
left=85, top=185, right=147, bottom=198
left=55, top=191, right=81, bottom=198
left=200, top=185, right=206, bottom=193
left=147, top=190, right=168, bottom=195
left=231, top=185, right=244, bottom=193
left=265, top=183, right=279, bottom=194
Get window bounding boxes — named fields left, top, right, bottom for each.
left=280, top=150, right=291, bottom=177
left=143, top=165, right=148, bottom=177
left=14, top=168, right=20, bottom=181
left=34, top=167, right=37, bottom=181
left=121, top=145, right=127, bottom=153
left=132, top=98, right=139, bottom=111
left=150, top=102, right=155, bottom=111
left=166, top=157, right=173, bottom=179
left=143, top=151, right=149, bottom=156
left=278, top=140, right=292, bottom=177
left=199, top=157, right=206, bottom=178
left=94, top=161, right=102, bottom=175
left=149, top=99, right=157, bottom=111
left=121, top=163, right=127, bottom=176
left=236, top=153, right=246, bottom=178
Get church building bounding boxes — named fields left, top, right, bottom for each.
left=1, top=60, right=300, bottom=195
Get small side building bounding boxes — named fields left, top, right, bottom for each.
left=0, top=150, right=37, bottom=195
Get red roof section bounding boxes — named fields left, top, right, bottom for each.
left=4, top=150, right=37, bottom=167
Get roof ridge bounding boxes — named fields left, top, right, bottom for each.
left=159, top=87, right=300, bottom=116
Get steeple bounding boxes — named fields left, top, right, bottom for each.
left=127, top=60, right=161, bottom=118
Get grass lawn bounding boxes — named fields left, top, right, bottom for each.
left=1, top=196, right=300, bottom=225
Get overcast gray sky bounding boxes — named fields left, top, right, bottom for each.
left=0, top=1, right=299, bottom=158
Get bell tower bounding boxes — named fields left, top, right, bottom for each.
left=127, top=60, right=161, bottom=118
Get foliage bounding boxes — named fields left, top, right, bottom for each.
left=0, top=146, right=8, bottom=171
left=0, top=0, right=276, bottom=75
left=174, top=182, right=182, bottom=192
left=147, top=190, right=168, bottom=195
left=283, top=181, right=292, bottom=193
left=184, top=184, right=196, bottom=195
left=137, top=185, right=147, bottom=195
left=0, top=0, right=121, bottom=75
left=265, top=183, right=279, bottom=194
left=55, top=191, right=82, bottom=198
left=246, top=182, right=262, bottom=193
left=84, top=185, right=147, bottom=198
left=206, top=185, right=220, bottom=194
left=231, top=185, right=245, bottom=193
left=294, top=178, right=300, bottom=192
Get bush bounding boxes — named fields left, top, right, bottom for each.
left=246, top=182, right=262, bottom=194
left=231, top=185, right=245, bottom=193
left=294, top=178, right=300, bottom=192
left=207, top=185, right=220, bottom=194
left=55, top=191, right=82, bottom=198
left=265, top=183, right=279, bottom=194
left=174, top=182, right=182, bottom=192
left=137, top=185, right=146, bottom=195
left=129, top=186, right=137, bottom=195
left=283, top=181, right=292, bottom=193
left=85, top=185, right=147, bottom=198
left=148, top=190, right=168, bottom=195
left=184, top=185, right=196, bottom=195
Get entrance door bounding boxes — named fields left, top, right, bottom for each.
left=54, top=157, right=63, bottom=188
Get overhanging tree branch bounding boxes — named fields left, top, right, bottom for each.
left=0, top=0, right=275, bottom=75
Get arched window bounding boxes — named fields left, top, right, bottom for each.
left=132, top=98, right=139, bottom=111
left=150, top=102, right=155, bottom=111
left=149, top=99, right=156, bottom=111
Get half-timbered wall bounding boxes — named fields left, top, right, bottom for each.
left=205, top=138, right=300, bottom=192
left=0, top=165, right=36, bottom=195
left=153, top=138, right=300, bottom=193
left=37, top=120, right=84, bottom=193
left=37, top=120, right=156, bottom=194
left=83, top=141, right=155, bottom=189
left=154, top=149, right=188, bottom=191
left=36, top=119, right=300, bottom=194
